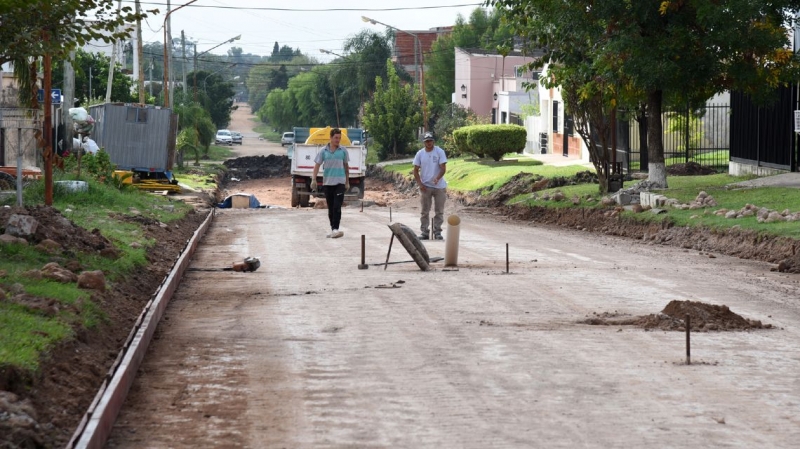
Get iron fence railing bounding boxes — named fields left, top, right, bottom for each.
left=625, top=104, right=731, bottom=173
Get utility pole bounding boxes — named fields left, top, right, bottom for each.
left=167, top=0, right=173, bottom=109
left=43, top=32, right=54, bottom=206
left=149, top=59, right=153, bottom=97
left=162, top=0, right=197, bottom=109
left=63, top=49, right=75, bottom=154
left=105, top=0, right=122, bottom=103
left=136, top=0, right=145, bottom=103
left=181, top=30, right=187, bottom=97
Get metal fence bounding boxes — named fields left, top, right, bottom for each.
left=0, top=108, right=41, bottom=166
left=623, top=104, right=731, bottom=173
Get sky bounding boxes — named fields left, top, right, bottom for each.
left=131, top=0, right=488, bottom=62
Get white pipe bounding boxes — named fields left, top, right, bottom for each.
left=444, top=214, right=460, bottom=267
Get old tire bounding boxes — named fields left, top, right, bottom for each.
left=388, top=222, right=431, bottom=271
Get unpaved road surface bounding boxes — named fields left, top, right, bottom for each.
left=105, top=107, right=800, bottom=448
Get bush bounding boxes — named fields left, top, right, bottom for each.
left=452, top=127, right=476, bottom=157
left=62, top=149, right=115, bottom=182
left=453, top=124, right=527, bottom=161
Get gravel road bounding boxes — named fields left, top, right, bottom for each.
left=104, top=105, right=800, bottom=449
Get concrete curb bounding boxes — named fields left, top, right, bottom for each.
left=67, top=209, right=215, bottom=449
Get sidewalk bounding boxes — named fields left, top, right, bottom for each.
left=526, top=152, right=594, bottom=168
left=729, top=172, right=800, bottom=189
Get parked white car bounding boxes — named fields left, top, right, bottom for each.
left=215, top=129, right=233, bottom=145
left=281, top=132, right=295, bottom=147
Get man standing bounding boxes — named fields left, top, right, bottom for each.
left=413, top=132, right=447, bottom=240
left=311, top=128, right=349, bottom=238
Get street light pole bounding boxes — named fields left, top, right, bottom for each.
left=320, top=49, right=344, bottom=127
left=193, top=34, right=241, bottom=102
left=362, top=16, right=427, bottom=130
left=163, top=0, right=198, bottom=108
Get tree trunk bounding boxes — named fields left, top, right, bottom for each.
left=646, top=90, right=668, bottom=188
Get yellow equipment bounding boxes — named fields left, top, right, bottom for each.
left=305, top=127, right=352, bottom=145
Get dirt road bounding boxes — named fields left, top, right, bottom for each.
left=104, top=106, right=800, bottom=448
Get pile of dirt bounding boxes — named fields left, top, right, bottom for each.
left=582, top=300, right=772, bottom=331
left=222, top=155, right=291, bottom=182
left=452, top=170, right=597, bottom=207
left=0, top=205, right=115, bottom=255
left=667, top=162, right=718, bottom=176
left=0, top=206, right=209, bottom=448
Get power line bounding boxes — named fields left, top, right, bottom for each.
left=124, top=1, right=483, bottom=12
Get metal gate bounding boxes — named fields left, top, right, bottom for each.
left=730, top=85, right=797, bottom=172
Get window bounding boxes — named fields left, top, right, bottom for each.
left=514, top=65, right=540, bottom=80
left=552, top=101, right=559, bottom=132
left=126, top=107, right=148, bottom=123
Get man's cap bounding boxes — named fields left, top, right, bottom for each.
left=423, top=132, right=435, bottom=141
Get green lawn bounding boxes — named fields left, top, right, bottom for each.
left=1, top=176, right=194, bottom=373
left=384, top=155, right=592, bottom=192
left=386, top=154, right=798, bottom=240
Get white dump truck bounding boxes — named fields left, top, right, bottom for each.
left=289, top=127, right=367, bottom=207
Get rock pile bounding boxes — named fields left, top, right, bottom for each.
left=668, top=190, right=718, bottom=210
left=714, top=204, right=800, bottom=222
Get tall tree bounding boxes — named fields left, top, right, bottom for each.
left=491, top=0, right=800, bottom=188
left=363, top=60, right=423, bottom=160
left=260, top=87, right=295, bottom=132
left=174, top=102, right=215, bottom=164
left=342, top=30, right=393, bottom=100
left=189, top=70, right=236, bottom=129
left=0, top=0, right=151, bottom=105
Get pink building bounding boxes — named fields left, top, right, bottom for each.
left=453, top=47, right=534, bottom=122
left=453, top=47, right=588, bottom=160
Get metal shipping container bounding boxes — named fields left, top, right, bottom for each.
left=89, top=103, right=178, bottom=174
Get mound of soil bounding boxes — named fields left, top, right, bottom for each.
left=449, top=170, right=598, bottom=208
left=667, top=162, right=718, bottom=176
left=582, top=300, right=772, bottom=331
left=222, top=155, right=290, bottom=181
left=0, top=205, right=114, bottom=254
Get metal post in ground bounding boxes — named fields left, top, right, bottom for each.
left=686, top=314, right=691, bottom=365
left=384, top=234, right=395, bottom=271
left=506, top=243, right=509, bottom=274
left=358, top=235, right=368, bottom=269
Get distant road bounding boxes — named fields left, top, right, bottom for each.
left=227, top=102, right=286, bottom=158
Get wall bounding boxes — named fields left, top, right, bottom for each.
left=729, top=161, right=789, bottom=177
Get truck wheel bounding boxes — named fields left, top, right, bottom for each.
left=299, top=187, right=310, bottom=207
left=357, top=179, right=365, bottom=199
left=291, top=179, right=300, bottom=207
